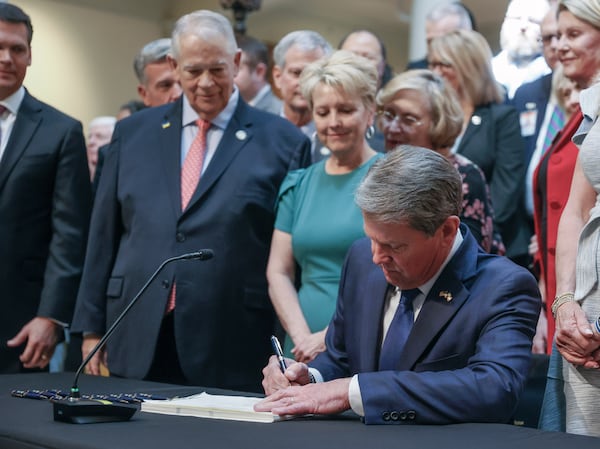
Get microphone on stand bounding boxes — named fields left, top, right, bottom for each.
left=53, top=249, right=214, bottom=424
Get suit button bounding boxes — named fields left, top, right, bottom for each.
left=399, top=412, right=407, bottom=421
left=390, top=411, right=399, bottom=421
left=407, top=411, right=416, bottom=420
left=550, top=201, right=561, bottom=210
left=382, top=412, right=391, bottom=421
left=176, top=232, right=186, bottom=242
left=161, top=280, right=170, bottom=289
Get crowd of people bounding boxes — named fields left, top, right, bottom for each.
left=2, top=0, right=600, bottom=438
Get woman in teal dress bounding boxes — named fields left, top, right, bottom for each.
left=267, top=50, right=381, bottom=362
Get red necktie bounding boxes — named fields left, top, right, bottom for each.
left=166, top=119, right=211, bottom=313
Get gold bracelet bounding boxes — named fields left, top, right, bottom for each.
left=551, top=292, right=575, bottom=318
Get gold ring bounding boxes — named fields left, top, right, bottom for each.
left=41, top=355, right=48, bottom=360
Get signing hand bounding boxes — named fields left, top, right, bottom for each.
left=260, top=355, right=313, bottom=395
left=7, top=317, right=61, bottom=369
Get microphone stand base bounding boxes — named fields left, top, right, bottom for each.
left=52, top=397, right=138, bottom=424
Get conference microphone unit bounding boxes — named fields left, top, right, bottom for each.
left=53, top=249, right=214, bottom=424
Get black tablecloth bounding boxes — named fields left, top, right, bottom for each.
left=0, top=372, right=597, bottom=449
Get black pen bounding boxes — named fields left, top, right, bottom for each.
left=270, top=335, right=287, bottom=373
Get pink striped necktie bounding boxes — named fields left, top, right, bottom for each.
left=181, top=118, right=211, bottom=209
left=166, top=118, right=211, bottom=314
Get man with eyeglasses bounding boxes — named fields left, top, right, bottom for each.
left=492, top=0, right=552, bottom=99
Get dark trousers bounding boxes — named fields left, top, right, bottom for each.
left=145, top=313, right=187, bottom=385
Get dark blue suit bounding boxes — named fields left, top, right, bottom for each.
left=72, top=96, right=311, bottom=392
left=511, top=73, right=552, bottom=165
left=310, top=225, right=540, bottom=424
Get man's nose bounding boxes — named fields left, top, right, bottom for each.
left=371, top=242, right=390, bottom=265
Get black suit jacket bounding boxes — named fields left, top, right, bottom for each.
left=0, top=91, right=92, bottom=372
left=511, top=74, right=552, bottom=165
left=456, top=103, right=530, bottom=261
left=72, top=96, right=311, bottom=392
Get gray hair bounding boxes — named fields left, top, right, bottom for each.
left=89, top=116, right=117, bottom=130
left=376, top=69, right=463, bottom=151
left=273, top=30, right=332, bottom=68
left=355, top=145, right=462, bottom=235
left=171, top=10, right=237, bottom=60
left=559, top=0, right=600, bottom=30
left=426, top=2, right=473, bottom=29
left=299, top=50, right=378, bottom=111
left=133, top=38, right=172, bottom=84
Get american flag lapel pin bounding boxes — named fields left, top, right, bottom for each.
left=439, top=291, right=453, bottom=302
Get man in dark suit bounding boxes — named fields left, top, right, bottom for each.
left=234, top=35, right=282, bottom=115
left=256, top=147, right=540, bottom=424
left=0, top=4, right=92, bottom=373
left=71, top=10, right=311, bottom=393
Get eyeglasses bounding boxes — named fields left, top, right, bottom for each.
left=427, top=60, right=453, bottom=71
left=540, top=34, right=558, bottom=45
left=377, top=110, right=423, bottom=131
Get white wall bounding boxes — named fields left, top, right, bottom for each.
left=17, top=0, right=164, bottom=132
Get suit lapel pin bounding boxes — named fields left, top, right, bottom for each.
left=471, top=115, right=481, bottom=126
left=235, top=130, right=247, bottom=141
left=162, top=121, right=171, bottom=129
left=439, top=291, right=453, bottom=302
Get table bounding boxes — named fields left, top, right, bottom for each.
left=0, top=372, right=597, bottom=449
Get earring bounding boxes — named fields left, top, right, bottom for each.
left=366, top=125, right=375, bottom=139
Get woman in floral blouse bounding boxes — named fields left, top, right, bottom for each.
left=376, top=69, right=504, bottom=253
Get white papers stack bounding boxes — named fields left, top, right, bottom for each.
left=141, top=392, right=280, bottom=423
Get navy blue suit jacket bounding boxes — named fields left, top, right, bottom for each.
left=72, top=96, right=311, bottom=392
left=310, top=225, right=540, bottom=424
left=511, top=73, right=552, bottom=165
left=0, top=91, right=92, bottom=372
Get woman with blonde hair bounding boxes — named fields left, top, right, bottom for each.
left=267, top=50, right=382, bottom=362
left=429, top=29, right=528, bottom=267
left=545, top=0, right=600, bottom=436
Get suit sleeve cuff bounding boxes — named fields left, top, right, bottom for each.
left=349, top=374, right=365, bottom=416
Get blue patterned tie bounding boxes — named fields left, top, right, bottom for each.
left=379, top=288, right=420, bottom=370
left=542, top=105, right=565, bottom=153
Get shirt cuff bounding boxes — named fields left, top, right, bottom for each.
left=349, top=374, right=365, bottom=416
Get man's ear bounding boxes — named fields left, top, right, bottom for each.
left=255, top=62, right=268, bottom=79
left=233, top=49, right=242, bottom=76
left=137, top=84, right=149, bottom=106
left=272, top=65, right=282, bottom=89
